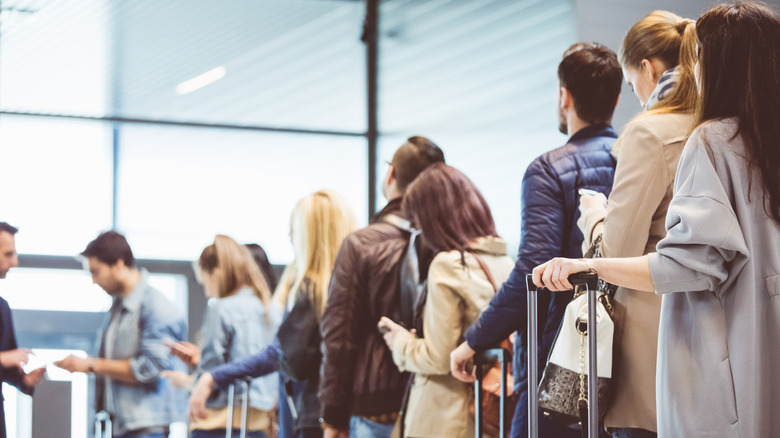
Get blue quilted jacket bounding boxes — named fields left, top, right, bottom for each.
left=464, top=124, right=617, bottom=432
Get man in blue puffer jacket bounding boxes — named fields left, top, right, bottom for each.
left=451, top=42, right=622, bottom=438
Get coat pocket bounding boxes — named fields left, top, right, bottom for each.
left=765, top=274, right=780, bottom=298
left=717, top=357, right=739, bottom=426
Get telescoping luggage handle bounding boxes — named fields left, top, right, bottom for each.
left=225, top=378, right=252, bottom=438
left=526, top=272, right=599, bottom=438
left=474, top=347, right=511, bottom=438
left=94, top=410, right=112, bottom=438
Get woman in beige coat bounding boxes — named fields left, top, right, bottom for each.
left=576, top=11, right=698, bottom=438
left=379, top=164, right=513, bottom=438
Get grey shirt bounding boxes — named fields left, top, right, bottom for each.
left=648, top=119, right=780, bottom=437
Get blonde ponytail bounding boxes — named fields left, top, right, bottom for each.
left=653, top=19, right=698, bottom=115
left=620, top=11, right=699, bottom=115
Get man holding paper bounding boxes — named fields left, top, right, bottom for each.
left=0, top=222, right=46, bottom=438
left=55, top=231, right=188, bottom=438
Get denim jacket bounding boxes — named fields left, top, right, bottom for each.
left=96, top=270, right=188, bottom=436
left=199, top=288, right=282, bottom=411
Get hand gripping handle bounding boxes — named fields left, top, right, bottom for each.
left=568, top=271, right=598, bottom=290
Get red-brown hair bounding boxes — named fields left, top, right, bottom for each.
left=402, top=163, right=498, bottom=253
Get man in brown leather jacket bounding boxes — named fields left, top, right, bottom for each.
left=319, top=137, right=444, bottom=438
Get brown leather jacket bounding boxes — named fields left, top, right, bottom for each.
left=319, top=199, right=413, bottom=428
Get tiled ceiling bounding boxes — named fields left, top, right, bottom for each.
left=0, top=0, right=368, bottom=132
left=0, top=0, right=574, bottom=139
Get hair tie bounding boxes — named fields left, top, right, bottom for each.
left=677, top=20, right=692, bottom=34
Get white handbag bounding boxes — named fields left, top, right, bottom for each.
left=537, top=277, right=616, bottom=426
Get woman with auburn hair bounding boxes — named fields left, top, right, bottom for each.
left=189, top=190, right=358, bottom=438
left=534, top=2, right=780, bottom=436
left=379, top=163, right=514, bottom=438
left=165, top=235, right=280, bottom=438
left=576, top=9, right=698, bottom=437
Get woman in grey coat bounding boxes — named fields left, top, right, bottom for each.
left=532, top=2, right=780, bottom=437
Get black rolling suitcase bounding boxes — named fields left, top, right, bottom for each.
left=473, top=348, right=512, bottom=438
left=526, top=272, right=602, bottom=438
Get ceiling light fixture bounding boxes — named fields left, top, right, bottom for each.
left=175, top=66, right=226, bottom=95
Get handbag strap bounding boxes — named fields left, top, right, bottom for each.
left=469, top=251, right=499, bottom=293
left=584, top=233, right=618, bottom=302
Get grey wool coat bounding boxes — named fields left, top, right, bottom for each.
left=648, top=118, right=780, bottom=437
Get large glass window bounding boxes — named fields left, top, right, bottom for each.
left=0, top=115, right=114, bottom=256
left=117, top=126, right=367, bottom=263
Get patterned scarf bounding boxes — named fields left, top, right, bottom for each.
left=612, top=66, right=681, bottom=157
left=644, top=65, right=680, bottom=110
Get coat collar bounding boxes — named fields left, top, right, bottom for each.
left=568, top=124, right=617, bottom=144
left=467, top=236, right=508, bottom=256
left=371, top=198, right=404, bottom=224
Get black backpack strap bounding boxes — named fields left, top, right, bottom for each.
left=380, top=214, right=420, bottom=329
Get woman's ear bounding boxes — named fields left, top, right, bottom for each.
left=641, top=58, right=664, bottom=83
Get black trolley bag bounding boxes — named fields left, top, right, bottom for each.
left=473, top=347, right=512, bottom=437
left=526, top=271, right=604, bottom=438
left=225, top=377, right=252, bottom=438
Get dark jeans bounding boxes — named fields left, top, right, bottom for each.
left=191, top=429, right=268, bottom=438
left=510, top=390, right=611, bottom=438
left=611, top=428, right=657, bottom=438
left=296, top=428, right=322, bottom=438
left=510, top=390, right=581, bottom=438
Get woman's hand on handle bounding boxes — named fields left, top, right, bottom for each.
left=450, top=341, right=477, bottom=383
left=534, top=255, right=656, bottom=292
left=532, top=258, right=590, bottom=291
left=188, top=372, right=215, bottom=422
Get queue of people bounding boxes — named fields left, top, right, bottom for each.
left=0, top=2, right=779, bottom=438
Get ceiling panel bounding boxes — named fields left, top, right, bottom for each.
left=0, top=0, right=368, bottom=132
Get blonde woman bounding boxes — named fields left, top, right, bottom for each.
left=576, top=10, right=698, bottom=438
left=189, top=190, right=358, bottom=438
left=165, top=235, right=280, bottom=438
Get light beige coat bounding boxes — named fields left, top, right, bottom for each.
left=391, top=237, right=513, bottom=438
left=578, top=112, right=693, bottom=432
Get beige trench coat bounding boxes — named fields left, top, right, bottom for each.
left=578, top=112, right=693, bottom=432
left=391, top=237, right=514, bottom=438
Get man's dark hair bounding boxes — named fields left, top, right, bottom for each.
left=558, top=42, right=623, bottom=125
left=81, top=231, right=135, bottom=268
left=0, top=222, right=18, bottom=235
left=391, top=136, right=446, bottom=192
